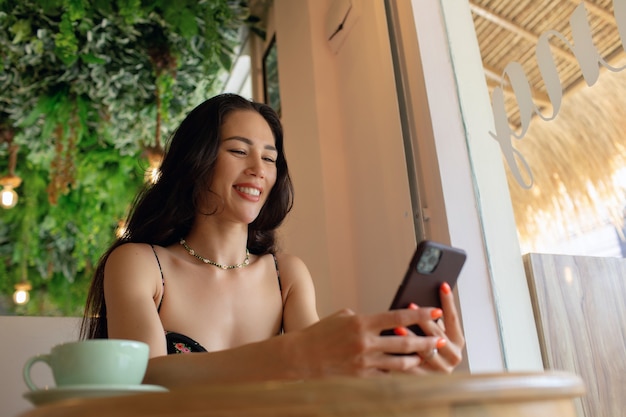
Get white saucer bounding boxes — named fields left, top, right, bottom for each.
left=23, top=384, right=168, bottom=406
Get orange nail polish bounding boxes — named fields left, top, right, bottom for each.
left=394, top=327, right=408, bottom=336
left=408, top=302, right=418, bottom=310
left=436, top=338, right=447, bottom=349
left=441, top=282, right=451, bottom=295
left=431, top=308, right=443, bottom=320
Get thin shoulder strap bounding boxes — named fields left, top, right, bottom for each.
left=273, top=254, right=282, bottom=294
left=150, top=245, right=165, bottom=312
left=273, top=254, right=284, bottom=334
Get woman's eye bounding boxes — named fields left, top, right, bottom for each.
left=229, top=149, right=246, bottom=156
left=263, top=156, right=277, bottom=163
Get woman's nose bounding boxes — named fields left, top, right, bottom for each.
left=245, top=158, right=265, bottom=178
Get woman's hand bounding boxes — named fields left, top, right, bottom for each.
left=290, top=292, right=464, bottom=378
left=291, top=282, right=464, bottom=378
left=407, top=282, right=465, bottom=374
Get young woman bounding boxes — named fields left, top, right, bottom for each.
left=81, top=94, right=464, bottom=387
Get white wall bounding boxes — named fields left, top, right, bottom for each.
left=0, top=316, right=81, bottom=417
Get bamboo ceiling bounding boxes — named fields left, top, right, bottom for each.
left=470, top=0, right=626, bottom=251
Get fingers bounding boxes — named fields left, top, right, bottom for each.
left=322, top=299, right=465, bottom=375
left=370, top=334, right=449, bottom=375
left=368, top=306, right=441, bottom=333
left=373, top=353, right=422, bottom=373
left=374, top=332, right=443, bottom=356
left=376, top=284, right=464, bottom=373
left=365, top=299, right=456, bottom=360
left=421, top=347, right=438, bottom=361
left=438, top=283, right=465, bottom=348
left=416, top=337, right=459, bottom=374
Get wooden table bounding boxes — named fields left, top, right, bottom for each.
left=19, top=371, right=585, bottom=417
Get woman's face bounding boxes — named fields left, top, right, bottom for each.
left=208, top=110, right=278, bottom=225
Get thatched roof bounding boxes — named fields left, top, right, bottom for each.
left=471, top=0, right=626, bottom=251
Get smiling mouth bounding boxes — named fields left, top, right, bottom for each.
left=235, top=186, right=261, bottom=197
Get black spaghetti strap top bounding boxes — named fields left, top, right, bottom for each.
left=150, top=245, right=283, bottom=354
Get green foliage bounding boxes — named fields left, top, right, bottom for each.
left=54, top=12, right=79, bottom=65
left=117, top=0, right=141, bottom=25
left=0, top=0, right=252, bottom=315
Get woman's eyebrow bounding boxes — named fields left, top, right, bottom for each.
left=223, top=136, right=277, bottom=151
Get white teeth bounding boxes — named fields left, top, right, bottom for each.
left=236, top=186, right=261, bottom=196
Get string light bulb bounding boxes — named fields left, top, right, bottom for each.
left=145, top=164, right=161, bottom=184
left=116, top=220, right=127, bottom=239
left=0, top=134, right=21, bottom=209
left=13, top=282, right=32, bottom=305
left=0, top=175, right=21, bottom=209
left=144, top=146, right=164, bottom=185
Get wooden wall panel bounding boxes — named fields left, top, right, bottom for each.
left=524, top=253, right=626, bottom=417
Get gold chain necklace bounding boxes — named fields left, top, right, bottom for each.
left=179, top=239, right=250, bottom=270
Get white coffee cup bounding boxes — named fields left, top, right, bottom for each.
left=23, top=339, right=150, bottom=391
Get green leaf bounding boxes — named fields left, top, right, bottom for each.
left=218, top=50, right=232, bottom=71
left=10, top=20, right=32, bottom=44
left=177, top=8, right=198, bottom=38
left=65, top=0, right=87, bottom=21
left=20, top=96, right=55, bottom=127
left=54, top=13, right=79, bottom=65
left=79, top=53, right=106, bottom=65
left=116, top=0, right=141, bottom=25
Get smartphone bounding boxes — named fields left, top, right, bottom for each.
left=382, top=240, right=467, bottom=337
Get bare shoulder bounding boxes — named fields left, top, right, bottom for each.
left=274, top=252, right=318, bottom=330
left=104, top=242, right=163, bottom=293
left=108, top=242, right=157, bottom=262
left=103, top=243, right=171, bottom=352
left=274, top=252, right=311, bottom=279
left=273, top=252, right=315, bottom=295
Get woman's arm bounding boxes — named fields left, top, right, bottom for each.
left=143, top=306, right=446, bottom=387
left=275, top=253, right=320, bottom=332
left=103, top=243, right=169, bottom=357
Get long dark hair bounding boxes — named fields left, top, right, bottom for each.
left=80, top=94, right=294, bottom=339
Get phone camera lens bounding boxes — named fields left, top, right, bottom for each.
left=417, top=248, right=442, bottom=274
